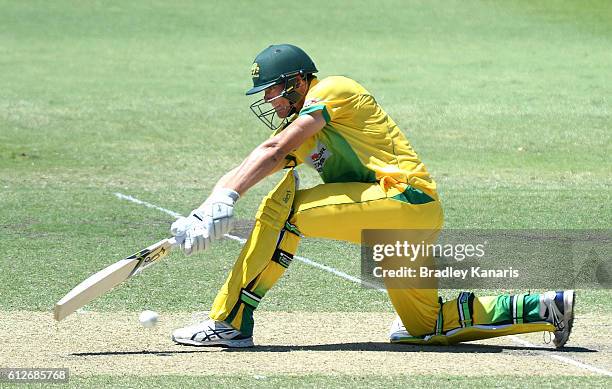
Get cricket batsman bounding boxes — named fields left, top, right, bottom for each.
left=169, top=44, right=575, bottom=348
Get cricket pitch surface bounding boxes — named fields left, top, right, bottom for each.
left=1, top=311, right=610, bottom=377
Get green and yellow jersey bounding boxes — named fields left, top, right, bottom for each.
left=280, top=76, right=438, bottom=201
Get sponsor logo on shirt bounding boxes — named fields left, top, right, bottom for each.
left=303, top=98, right=320, bottom=108
left=307, top=142, right=331, bottom=173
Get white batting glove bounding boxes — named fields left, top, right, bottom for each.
left=182, top=221, right=213, bottom=256
left=170, top=188, right=239, bottom=256
left=170, top=215, right=212, bottom=256
left=198, top=188, right=240, bottom=240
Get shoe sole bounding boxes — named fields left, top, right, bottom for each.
left=554, top=290, right=575, bottom=348
left=172, top=335, right=254, bottom=348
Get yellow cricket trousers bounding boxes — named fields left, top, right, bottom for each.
left=210, top=170, right=555, bottom=341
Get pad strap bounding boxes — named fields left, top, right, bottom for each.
left=435, top=297, right=444, bottom=335
left=239, top=289, right=262, bottom=309
left=513, top=293, right=527, bottom=324
left=284, top=221, right=301, bottom=237
left=457, top=291, right=474, bottom=328
left=271, top=248, right=293, bottom=269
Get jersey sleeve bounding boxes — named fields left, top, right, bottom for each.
left=298, top=77, right=361, bottom=124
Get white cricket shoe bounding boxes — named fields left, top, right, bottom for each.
left=541, top=290, right=576, bottom=348
left=389, top=316, right=413, bottom=343
left=172, top=318, right=254, bottom=348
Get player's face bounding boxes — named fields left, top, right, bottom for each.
left=264, top=84, right=292, bottom=118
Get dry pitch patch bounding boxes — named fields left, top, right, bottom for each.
left=0, top=312, right=610, bottom=378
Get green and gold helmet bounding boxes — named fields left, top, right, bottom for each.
left=246, top=44, right=318, bottom=96
left=247, top=44, right=318, bottom=130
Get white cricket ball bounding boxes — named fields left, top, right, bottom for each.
left=139, top=310, right=159, bottom=328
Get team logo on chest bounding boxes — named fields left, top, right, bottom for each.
left=306, top=142, right=332, bottom=173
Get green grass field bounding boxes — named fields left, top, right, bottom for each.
left=1, top=1, right=610, bottom=387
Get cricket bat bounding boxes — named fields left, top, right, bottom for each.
left=54, top=237, right=178, bottom=321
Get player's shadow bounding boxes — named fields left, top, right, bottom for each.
left=70, top=342, right=595, bottom=357
left=225, top=342, right=595, bottom=353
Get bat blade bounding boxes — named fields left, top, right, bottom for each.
left=54, top=237, right=176, bottom=321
